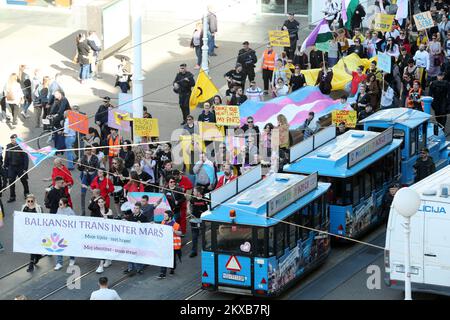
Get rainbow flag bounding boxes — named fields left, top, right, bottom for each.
left=16, top=137, right=57, bottom=166
left=127, top=192, right=172, bottom=223
left=239, top=86, right=353, bottom=130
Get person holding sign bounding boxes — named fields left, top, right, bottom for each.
left=197, top=102, right=216, bottom=123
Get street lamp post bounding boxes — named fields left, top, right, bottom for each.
left=201, top=5, right=209, bottom=74
left=132, top=0, right=144, bottom=143
left=392, top=187, right=421, bottom=300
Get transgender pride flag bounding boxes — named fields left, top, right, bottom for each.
left=16, top=137, right=57, bottom=166
left=127, top=192, right=172, bottom=223
left=239, top=86, right=353, bottom=130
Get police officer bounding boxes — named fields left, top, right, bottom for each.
left=282, top=13, right=300, bottom=60
left=173, top=64, right=195, bottom=126
left=94, top=96, right=114, bottom=141
left=237, top=41, right=257, bottom=86
left=4, top=134, right=30, bottom=203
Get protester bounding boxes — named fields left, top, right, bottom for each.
left=289, top=65, right=307, bottom=92
left=225, top=63, right=246, bottom=92
left=198, top=102, right=216, bottom=123
left=90, top=169, right=115, bottom=209
left=22, top=194, right=43, bottom=272
left=95, top=97, right=114, bottom=140
left=165, top=176, right=186, bottom=224
left=158, top=210, right=182, bottom=279
left=172, top=169, right=193, bottom=236
left=344, top=64, right=367, bottom=97
left=51, top=158, right=74, bottom=207
left=54, top=197, right=76, bottom=271
left=380, top=81, right=395, bottom=109
left=78, top=148, right=99, bottom=215
left=188, top=186, right=208, bottom=258
left=273, top=78, right=289, bottom=97
left=406, top=80, right=423, bottom=110
left=123, top=203, right=147, bottom=276
left=140, top=195, right=162, bottom=222
left=90, top=277, right=121, bottom=300
left=336, top=121, right=347, bottom=136
left=92, top=197, right=113, bottom=274
left=429, top=72, right=450, bottom=127
left=245, top=81, right=263, bottom=102
left=107, top=128, right=122, bottom=169
left=119, top=140, right=135, bottom=170
left=271, top=59, right=291, bottom=90
left=316, top=62, right=333, bottom=95
left=298, top=111, right=319, bottom=140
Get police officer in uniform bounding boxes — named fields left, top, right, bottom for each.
left=4, top=134, right=30, bottom=203
left=173, top=64, right=195, bottom=126
left=237, top=41, right=257, bottom=86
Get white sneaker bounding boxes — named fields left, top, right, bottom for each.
left=69, top=259, right=76, bottom=267
left=103, top=260, right=112, bottom=268
left=54, top=263, right=63, bottom=271
left=20, top=111, right=26, bottom=118
left=96, top=265, right=104, bottom=274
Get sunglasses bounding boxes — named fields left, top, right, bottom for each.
left=247, top=121, right=254, bottom=124
left=27, top=200, right=34, bottom=203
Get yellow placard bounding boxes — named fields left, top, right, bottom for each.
left=269, top=30, right=290, bottom=47
left=374, top=14, right=395, bottom=32
left=133, top=118, right=159, bottom=137
left=214, top=105, right=241, bottom=126
left=413, top=11, right=434, bottom=31
left=198, top=122, right=225, bottom=142
left=332, top=110, right=357, bottom=128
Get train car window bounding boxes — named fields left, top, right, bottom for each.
left=288, top=216, right=297, bottom=249
left=384, top=152, right=394, bottom=182
left=367, top=126, right=386, bottom=133
left=256, top=228, right=266, bottom=257
left=322, top=177, right=352, bottom=206
left=292, top=209, right=302, bottom=242
left=275, top=223, right=286, bottom=258
left=203, top=221, right=212, bottom=251
left=372, top=159, right=384, bottom=190
left=313, top=199, right=321, bottom=229
left=321, top=195, right=328, bottom=228
left=393, top=129, right=405, bottom=150
left=410, top=127, right=417, bottom=157
left=268, top=227, right=275, bottom=257
left=418, top=124, right=426, bottom=151
left=216, top=224, right=253, bottom=255
left=364, top=172, right=372, bottom=198
left=300, top=205, right=312, bottom=241
left=352, top=175, right=360, bottom=205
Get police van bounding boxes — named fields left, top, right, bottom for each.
left=385, top=165, right=450, bottom=296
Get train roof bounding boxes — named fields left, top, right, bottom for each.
left=284, top=129, right=403, bottom=178
left=410, top=165, right=450, bottom=203
left=359, top=108, right=430, bottom=129
left=201, top=172, right=331, bottom=227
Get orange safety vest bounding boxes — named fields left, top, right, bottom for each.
left=262, top=49, right=276, bottom=71
left=162, top=220, right=182, bottom=250
left=108, top=135, right=121, bottom=157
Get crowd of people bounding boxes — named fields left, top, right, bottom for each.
left=0, top=1, right=448, bottom=296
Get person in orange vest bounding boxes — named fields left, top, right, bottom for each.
left=158, top=210, right=182, bottom=279
left=260, top=43, right=278, bottom=95
left=107, top=128, right=122, bottom=169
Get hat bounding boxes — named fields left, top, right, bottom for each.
left=102, top=96, right=111, bottom=102
left=180, top=63, right=187, bottom=67
left=242, top=41, right=249, bottom=45
left=10, top=134, right=17, bottom=139
left=236, top=63, right=242, bottom=68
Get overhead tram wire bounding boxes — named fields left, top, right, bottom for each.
left=6, top=0, right=394, bottom=150
left=44, top=152, right=386, bottom=251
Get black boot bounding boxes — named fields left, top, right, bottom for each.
left=26, top=262, right=34, bottom=272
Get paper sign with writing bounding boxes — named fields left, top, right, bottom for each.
left=414, top=11, right=434, bottom=31
left=377, top=53, right=392, bottom=73
left=67, top=110, right=89, bottom=134
left=332, top=110, right=358, bottom=128
left=215, top=105, right=241, bottom=126
left=133, top=118, right=159, bottom=137
left=374, top=14, right=395, bottom=32
left=269, top=30, right=290, bottom=47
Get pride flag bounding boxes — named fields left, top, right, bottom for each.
left=127, top=192, right=172, bottom=223
left=16, top=137, right=57, bottom=166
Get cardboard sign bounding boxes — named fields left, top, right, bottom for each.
left=133, top=118, right=159, bottom=137
left=413, top=11, right=434, bottom=31
left=332, top=110, right=357, bottom=128
left=374, top=13, right=395, bottom=32
left=67, top=110, right=88, bottom=134
left=377, top=53, right=392, bottom=73
left=198, top=122, right=225, bottom=142
left=108, top=109, right=131, bottom=132
left=269, top=30, right=291, bottom=47
left=214, top=105, right=241, bottom=126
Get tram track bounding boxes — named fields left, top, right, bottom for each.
left=0, top=262, right=31, bottom=281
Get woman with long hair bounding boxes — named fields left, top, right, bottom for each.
left=4, top=73, right=23, bottom=126
left=22, top=194, right=43, bottom=272
left=190, top=22, right=203, bottom=69
left=123, top=171, right=144, bottom=197
left=33, top=75, right=50, bottom=128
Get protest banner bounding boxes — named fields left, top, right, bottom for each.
left=133, top=118, right=159, bottom=137
left=108, top=109, right=131, bottom=132
left=269, top=30, right=290, bottom=47
left=67, top=110, right=88, bottom=134
left=199, top=122, right=225, bottom=142
left=13, top=212, right=174, bottom=267
left=118, top=92, right=133, bottom=113
left=374, top=13, right=395, bottom=32
left=413, top=11, right=433, bottom=31
left=215, top=105, right=241, bottom=126
left=377, top=53, right=392, bottom=73
left=332, top=110, right=357, bottom=128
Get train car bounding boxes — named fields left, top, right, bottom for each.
left=283, top=127, right=402, bottom=239
left=360, top=107, right=450, bottom=186
left=385, top=165, right=450, bottom=296
left=201, top=165, right=331, bottom=297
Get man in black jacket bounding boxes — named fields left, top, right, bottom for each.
left=237, top=41, right=257, bottom=86
left=224, top=64, right=246, bottom=92
left=95, top=97, right=114, bottom=140
left=50, top=90, right=70, bottom=127
left=282, top=13, right=300, bottom=60
left=77, top=33, right=92, bottom=84
left=4, top=134, right=30, bottom=203
left=429, top=72, right=450, bottom=128
left=173, top=64, right=195, bottom=126
left=414, top=148, right=436, bottom=182
left=45, top=176, right=66, bottom=213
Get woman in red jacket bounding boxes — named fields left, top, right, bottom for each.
left=51, top=158, right=74, bottom=207
left=90, top=170, right=114, bottom=208
left=123, top=171, right=144, bottom=197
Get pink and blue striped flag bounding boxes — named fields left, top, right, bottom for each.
left=16, top=137, right=57, bottom=166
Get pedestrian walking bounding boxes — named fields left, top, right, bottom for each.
left=90, top=170, right=115, bottom=210
left=188, top=186, right=208, bottom=258
left=4, top=134, right=30, bottom=203
left=54, top=197, right=76, bottom=271
left=44, top=176, right=66, bottom=214
left=87, top=31, right=102, bottom=79
left=123, top=203, right=147, bottom=276
left=207, top=6, right=218, bottom=56
left=78, top=148, right=99, bottom=215
left=22, top=194, right=43, bottom=272
left=32, top=75, right=50, bottom=128
left=190, top=22, right=203, bottom=69
left=91, top=197, right=113, bottom=274
left=76, top=33, right=92, bottom=84
left=173, top=64, right=195, bottom=125
left=90, top=277, right=121, bottom=300
left=4, top=73, right=24, bottom=126
left=158, top=210, right=182, bottom=279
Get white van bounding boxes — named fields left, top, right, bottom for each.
left=385, top=165, right=450, bottom=296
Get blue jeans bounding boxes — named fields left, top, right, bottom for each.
left=56, top=256, right=75, bottom=265
left=195, top=46, right=202, bottom=65
left=80, top=64, right=91, bottom=80
left=207, top=31, right=215, bottom=55
left=127, top=262, right=143, bottom=272
left=22, top=100, right=31, bottom=113
left=64, top=136, right=76, bottom=169
left=81, top=171, right=96, bottom=193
